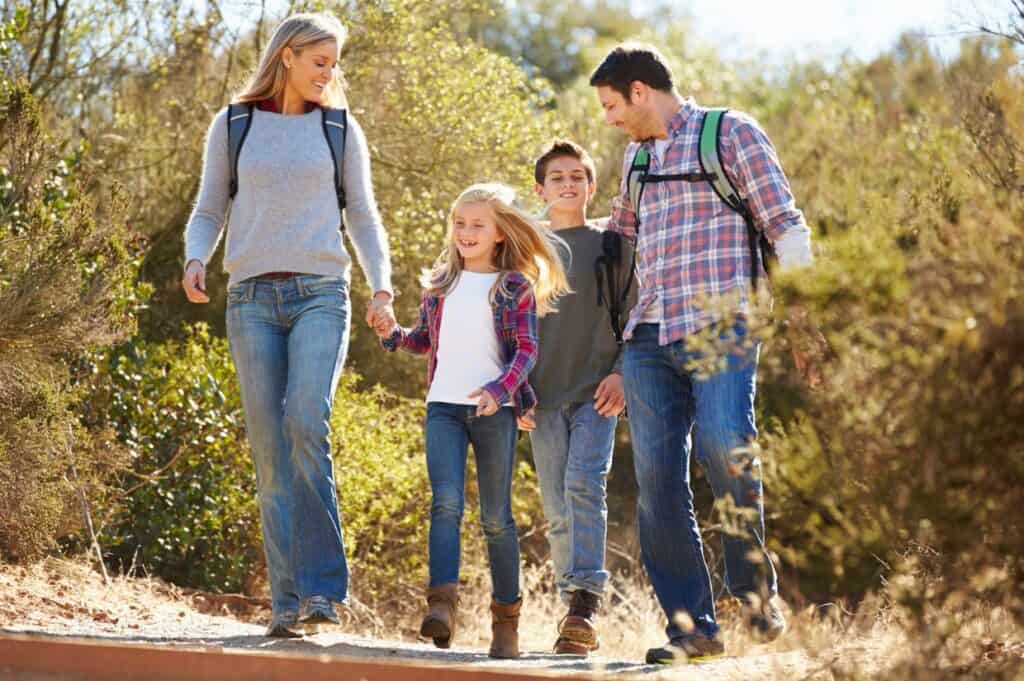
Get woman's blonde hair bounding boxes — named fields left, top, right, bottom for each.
left=422, top=183, right=571, bottom=317
left=234, top=13, right=348, bottom=108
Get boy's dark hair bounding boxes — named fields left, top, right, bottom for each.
left=589, top=42, right=674, bottom=101
left=534, top=139, right=597, bottom=186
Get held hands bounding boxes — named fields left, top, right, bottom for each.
left=594, top=373, right=626, bottom=417
left=182, top=259, right=209, bottom=304
left=366, top=291, right=396, bottom=337
left=517, top=409, right=536, bottom=432
left=468, top=388, right=499, bottom=417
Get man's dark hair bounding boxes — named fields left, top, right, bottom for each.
left=534, top=139, right=597, bottom=186
left=589, top=42, right=674, bottom=101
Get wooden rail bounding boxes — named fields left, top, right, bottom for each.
left=0, top=632, right=603, bottom=681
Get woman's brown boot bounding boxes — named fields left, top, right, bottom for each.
left=488, top=597, right=522, bottom=659
left=420, top=583, right=459, bottom=648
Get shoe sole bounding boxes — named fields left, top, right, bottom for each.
left=300, top=612, right=340, bottom=635
left=645, top=651, right=725, bottom=664
left=558, top=621, right=598, bottom=649
left=420, top=617, right=451, bottom=648
left=265, top=624, right=303, bottom=639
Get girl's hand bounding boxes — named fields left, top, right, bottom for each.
left=468, top=388, right=499, bottom=417
left=182, top=259, right=209, bottom=304
left=517, top=409, right=536, bottom=432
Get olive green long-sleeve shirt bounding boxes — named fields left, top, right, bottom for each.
left=530, top=224, right=636, bottom=410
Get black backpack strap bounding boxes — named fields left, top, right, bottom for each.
left=226, top=103, right=254, bottom=200
left=321, top=107, right=348, bottom=234
left=595, top=229, right=628, bottom=346
left=321, top=107, right=348, bottom=230
left=697, top=108, right=771, bottom=290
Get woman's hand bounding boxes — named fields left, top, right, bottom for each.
left=182, top=259, right=209, bottom=304
left=366, top=291, right=395, bottom=335
left=468, top=388, right=499, bottom=417
left=517, top=409, right=536, bottom=432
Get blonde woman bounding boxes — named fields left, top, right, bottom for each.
left=376, top=183, right=569, bottom=658
left=181, top=13, right=394, bottom=637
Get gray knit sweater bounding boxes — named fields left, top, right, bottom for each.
left=184, top=106, right=392, bottom=292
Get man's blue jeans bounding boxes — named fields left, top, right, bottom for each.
left=623, top=323, right=778, bottom=641
left=529, top=400, right=616, bottom=601
left=425, top=402, right=520, bottom=605
left=226, top=274, right=351, bottom=616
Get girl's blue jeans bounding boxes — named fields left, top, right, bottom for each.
left=425, top=402, right=521, bottom=605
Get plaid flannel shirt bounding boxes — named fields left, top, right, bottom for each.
left=382, top=271, right=538, bottom=415
left=608, top=99, right=808, bottom=346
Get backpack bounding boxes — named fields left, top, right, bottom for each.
left=226, top=102, right=349, bottom=233
left=625, top=108, right=776, bottom=291
left=595, top=229, right=628, bottom=345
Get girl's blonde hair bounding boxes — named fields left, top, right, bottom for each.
left=234, top=13, right=348, bottom=108
left=422, top=183, right=571, bottom=317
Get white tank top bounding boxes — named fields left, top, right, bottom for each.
left=426, top=271, right=508, bottom=406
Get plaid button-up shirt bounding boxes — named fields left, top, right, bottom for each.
left=608, top=99, right=808, bottom=346
left=382, top=271, right=538, bottom=415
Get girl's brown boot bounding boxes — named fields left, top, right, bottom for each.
left=488, top=597, right=522, bottom=659
left=420, top=583, right=459, bottom=648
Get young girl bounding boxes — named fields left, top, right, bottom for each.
left=376, top=183, right=569, bottom=658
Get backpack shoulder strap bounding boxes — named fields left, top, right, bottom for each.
left=321, top=107, right=348, bottom=233
left=626, top=146, right=651, bottom=218
left=226, top=103, right=254, bottom=200
left=697, top=108, right=746, bottom=214
left=699, top=108, right=773, bottom=288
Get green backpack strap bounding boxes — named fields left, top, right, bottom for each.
left=626, top=146, right=651, bottom=220
left=321, top=107, right=348, bottom=234
left=698, top=108, right=769, bottom=290
left=226, top=103, right=254, bottom=200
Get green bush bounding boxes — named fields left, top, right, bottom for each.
left=0, top=72, right=138, bottom=561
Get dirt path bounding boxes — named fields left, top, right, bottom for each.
left=0, top=559, right=863, bottom=680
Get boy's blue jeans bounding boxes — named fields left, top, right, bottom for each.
left=623, top=323, right=778, bottom=641
left=226, top=274, right=351, bottom=616
left=529, top=400, right=616, bottom=601
left=425, top=402, right=521, bottom=605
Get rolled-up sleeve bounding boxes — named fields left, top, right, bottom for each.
left=721, top=113, right=811, bottom=253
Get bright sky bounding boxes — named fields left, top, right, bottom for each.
left=204, top=0, right=1009, bottom=65
left=667, top=0, right=988, bottom=64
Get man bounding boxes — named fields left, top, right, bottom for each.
left=590, top=42, right=813, bottom=664
left=520, top=139, right=635, bottom=655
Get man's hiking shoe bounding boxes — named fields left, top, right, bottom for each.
left=645, top=634, right=725, bottom=664
left=743, top=595, right=788, bottom=642
left=554, top=590, right=601, bottom=656
left=265, top=610, right=302, bottom=638
left=298, top=595, right=340, bottom=633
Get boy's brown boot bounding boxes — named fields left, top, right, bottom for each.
left=420, top=583, right=459, bottom=649
left=554, top=590, right=601, bottom=655
left=488, top=597, right=522, bottom=659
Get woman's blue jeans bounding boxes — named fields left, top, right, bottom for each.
left=425, top=402, right=521, bottom=605
left=226, top=274, right=351, bottom=615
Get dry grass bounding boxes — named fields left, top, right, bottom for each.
left=2, top=557, right=1021, bottom=680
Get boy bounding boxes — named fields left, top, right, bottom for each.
left=521, top=140, right=636, bottom=655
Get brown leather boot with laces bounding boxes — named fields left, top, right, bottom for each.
left=554, top=590, right=601, bottom=655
